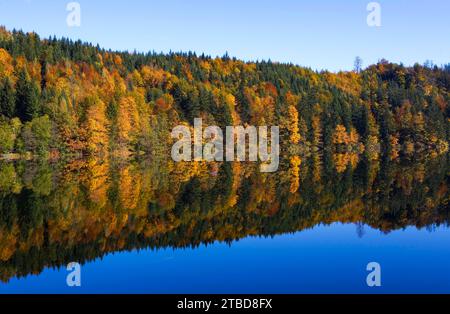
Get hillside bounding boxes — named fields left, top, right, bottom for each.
left=0, top=26, right=448, bottom=160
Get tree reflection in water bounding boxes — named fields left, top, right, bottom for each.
left=0, top=153, right=448, bottom=282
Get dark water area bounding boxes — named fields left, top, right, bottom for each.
left=0, top=154, right=448, bottom=293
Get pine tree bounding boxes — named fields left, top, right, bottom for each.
left=15, top=69, right=41, bottom=121
left=0, top=77, right=16, bottom=118
left=236, top=81, right=250, bottom=123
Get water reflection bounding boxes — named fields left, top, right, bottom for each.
left=0, top=154, right=448, bottom=283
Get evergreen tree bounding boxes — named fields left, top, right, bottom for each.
left=15, top=69, right=41, bottom=121
left=0, top=77, right=16, bottom=118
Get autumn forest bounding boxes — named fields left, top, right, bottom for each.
left=0, top=26, right=448, bottom=161
left=0, top=26, right=449, bottom=284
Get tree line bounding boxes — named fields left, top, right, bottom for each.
left=0, top=26, right=448, bottom=160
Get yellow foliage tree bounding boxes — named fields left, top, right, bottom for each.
left=0, top=48, right=14, bottom=80
left=290, top=156, right=302, bottom=193
left=287, top=105, right=301, bottom=144
left=85, top=96, right=109, bottom=153
left=117, top=96, right=139, bottom=148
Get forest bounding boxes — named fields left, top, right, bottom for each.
left=0, top=26, right=448, bottom=161
left=0, top=26, right=449, bottom=283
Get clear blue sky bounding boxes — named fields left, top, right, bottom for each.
left=0, top=0, right=448, bottom=71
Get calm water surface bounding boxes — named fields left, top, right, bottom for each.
left=0, top=155, right=448, bottom=293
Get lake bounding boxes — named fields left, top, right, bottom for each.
left=0, top=154, right=448, bottom=293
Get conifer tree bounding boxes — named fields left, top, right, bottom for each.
left=15, top=69, right=41, bottom=121
left=0, top=77, right=15, bottom=118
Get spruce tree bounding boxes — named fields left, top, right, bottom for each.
left=15, top=69, right=41, bottom=121
left=0, top=77, right=16, bottom=118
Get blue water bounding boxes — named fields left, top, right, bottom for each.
left=1, top=223, right=449, bottom=294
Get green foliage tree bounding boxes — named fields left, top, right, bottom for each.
left=0, top=117, right=21, bottom=153
left=15, top=69, right=41, bottom=122
left=0, top=77, right=15, bottom=118
left=21, top=115, right=52, bottom=155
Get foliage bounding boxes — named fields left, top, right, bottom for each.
left=0, top=26, right=447, bottom=160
